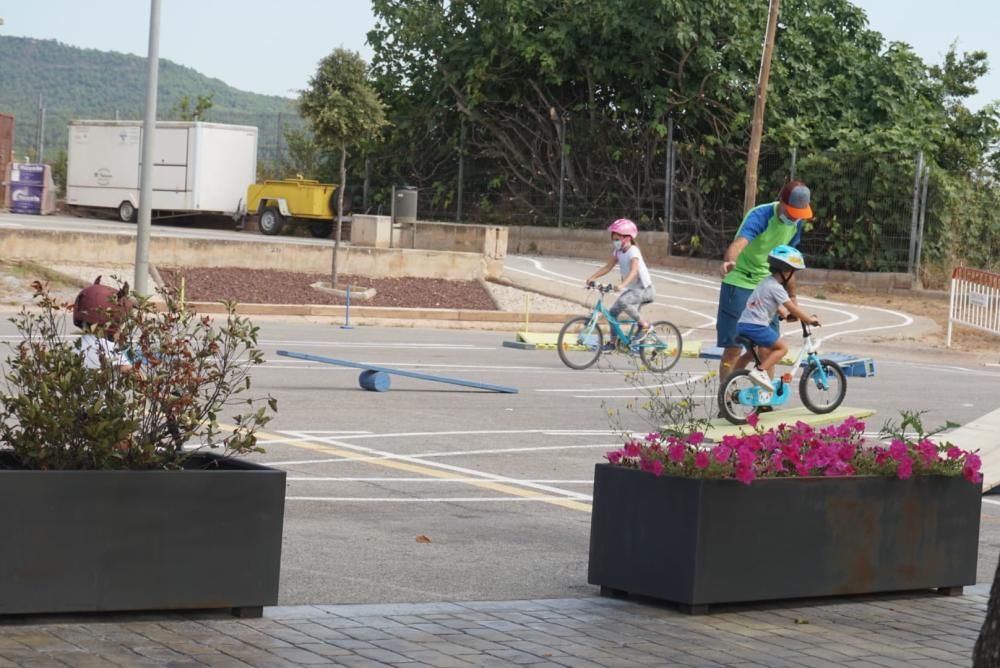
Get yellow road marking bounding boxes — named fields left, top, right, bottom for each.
left=246, top=426, right=593, bottom=513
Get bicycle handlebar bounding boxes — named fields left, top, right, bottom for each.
left=586, top=282, right=616, bottom=294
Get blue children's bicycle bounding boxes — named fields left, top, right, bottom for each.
left=717, top=319, right=847, bottom=424
left=556, top=282, right=682, bottom=372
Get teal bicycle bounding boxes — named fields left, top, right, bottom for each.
left=718, top=318, right=847, bottom=425
left=556, top=283, right=683, bottom=372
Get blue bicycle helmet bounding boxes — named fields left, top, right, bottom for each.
left=767, top=245, right=806, bottom=273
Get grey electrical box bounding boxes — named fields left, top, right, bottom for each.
left=395, top=186, right=418, bottom=222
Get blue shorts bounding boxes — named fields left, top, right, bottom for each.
left=716, top=282, right=780, bottom=348
left=736, top=322, right=780, bottom=348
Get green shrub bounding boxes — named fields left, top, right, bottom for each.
left=0, top=281, right=276, bottom=470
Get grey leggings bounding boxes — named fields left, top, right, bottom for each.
left=610, top=286, right=655, bottom=323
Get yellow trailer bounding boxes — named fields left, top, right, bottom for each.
left=245, top=178, right=338, bottom=237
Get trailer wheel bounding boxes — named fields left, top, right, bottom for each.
left=258, top=207, right=285, bottom=235
left=309, top=221, right=333, bottom=238
left=118, top=201, right=136, bottom=223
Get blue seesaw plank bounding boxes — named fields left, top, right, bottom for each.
left=276, top=350, right=519, bottom=394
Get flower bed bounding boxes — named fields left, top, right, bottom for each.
left=605, top=413, right=982, bottom=485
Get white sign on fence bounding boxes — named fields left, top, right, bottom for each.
left=947, top=266, right=1000, bottom=347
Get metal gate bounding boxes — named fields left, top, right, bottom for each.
left=947, top=266, right=1000, bottom=347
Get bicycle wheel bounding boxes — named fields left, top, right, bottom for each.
left=639, top=320, right=683, bottom=373
left=799, top=359, right=847, bottom=414
left=557, top=316, right=604, bottom=370
left=717, top=369, right=760, bottom=425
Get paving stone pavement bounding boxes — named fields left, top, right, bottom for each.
left=0, top=587, right=989, bottom=667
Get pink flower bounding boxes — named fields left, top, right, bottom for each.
left=838, top=443, right=856, bottom=462
left=916, top=439, right=938, bottom=465
left=946, top=446, right=964, bottom=460
left=963, top=453, right=982, bottom=484
left=842, top=415, right=865, bottom=433
left=712, top=444, right=732, bottom=463
left=644, top=432, right=660, bottom=442
left=896, top=456, right=913, bottom=480
left=606, top=450, right=623, bottom=464
left=650, top=459, right=665, bottom=477
left=667, top=443, right=686, bottom=463
left=623, top=441, right=641, bottom=458
left=686, top=432, right=705, bottom=446
left=735, top=463, right=755, bottom=484
left=694, top=451, right=710, bottom=469
left=888, top=439, right=907, bottom=462
left=874, top=448, right=890, bottom=465
left=736, top=445, right=755, bottom=467
left=964, top=467, right=983, bottom=484
left=746, top=412, right=759, bottom=428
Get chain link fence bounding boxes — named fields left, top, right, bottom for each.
left=358, top=114, right=927, bottom=273
left=3, top=100, right=929, bottom=273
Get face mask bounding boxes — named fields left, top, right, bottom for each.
left=779, top=212, right=800, bottom=226
left=612, top=240, right=622, bottom=251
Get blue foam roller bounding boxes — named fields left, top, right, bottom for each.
left=359, top=369, right=391, bottom=392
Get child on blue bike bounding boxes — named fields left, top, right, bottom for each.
left=737, top=245, right=819, bottom=391
left=585, top=218, right=655, bottom=351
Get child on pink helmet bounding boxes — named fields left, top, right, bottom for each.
left=585, top=218, right=655, bottom=351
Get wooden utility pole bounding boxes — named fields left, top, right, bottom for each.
left=743, top=0, right=781, bottom=215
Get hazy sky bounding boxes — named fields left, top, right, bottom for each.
left=1, top=1, right=997, bottom=109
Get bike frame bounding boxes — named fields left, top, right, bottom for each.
left=781, top=323, right=832, bottom=388
left=584, top=288, right=638, bottom=344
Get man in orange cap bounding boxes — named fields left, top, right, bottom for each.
left=716, top=181, right=813, bottom=387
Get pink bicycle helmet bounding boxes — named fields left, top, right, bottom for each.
left=608, top=218, right=638, bottom=239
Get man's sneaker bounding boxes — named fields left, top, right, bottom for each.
left=748, top=368, right=774, bottom=392
left=633, top=326, right=651, bottom=345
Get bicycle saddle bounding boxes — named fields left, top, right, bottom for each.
left=734, top=334, right=756, bottom=349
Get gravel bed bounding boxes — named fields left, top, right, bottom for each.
left=158, top=267, right=495, bottom=310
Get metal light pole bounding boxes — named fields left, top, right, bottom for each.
left=135, top=0, right=161, bottom=296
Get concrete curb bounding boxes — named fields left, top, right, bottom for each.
left=181, top=300, right=578, bottom=330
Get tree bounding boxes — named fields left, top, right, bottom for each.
left=365, top=0, right=1000, bottom=272
left=299, top=48, right=387, bottom=287
left=171, top=93, right=214, bottom=121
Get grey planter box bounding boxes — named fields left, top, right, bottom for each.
left=0, top=452, right=285, bottom=617
left=588, top=464, right=982, bottom=612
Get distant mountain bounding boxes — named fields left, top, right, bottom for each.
left=0, top=35, right=302, bottom=163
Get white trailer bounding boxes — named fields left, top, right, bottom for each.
left=66, top=120, right=258, bottom=223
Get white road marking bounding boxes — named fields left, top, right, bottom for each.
left=287, top=496, right=593, bottom=503
left=287, top=477, right=592, bottom=484
left=572, top=393, right=713, bottom=400
left=983, top=498, right=1000, bottom=506
left=266, top=441, right=620, bottom=467
left=538, top=372, right=709, bottom=393
left=260, top=339, right=491, bottom=350
left=280, top=431, right=593, bottom=501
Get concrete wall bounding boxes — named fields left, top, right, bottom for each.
left=507, top=226, right=671, bottom=266
left=0, top=228, right=501, bottom=280
left=350, top=214, right=392, bottom=248
left=505, top=226, right=915, bottom=290
left=352, top=216, right=508, bottom=260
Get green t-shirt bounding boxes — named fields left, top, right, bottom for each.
left=722, top=202, right=804, bottom=290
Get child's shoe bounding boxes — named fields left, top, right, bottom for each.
left=601, top=341, right=617, bottom=353
left=632, top=325, right=651, bottom=344
left=748, top=368, right=774, bottom=392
